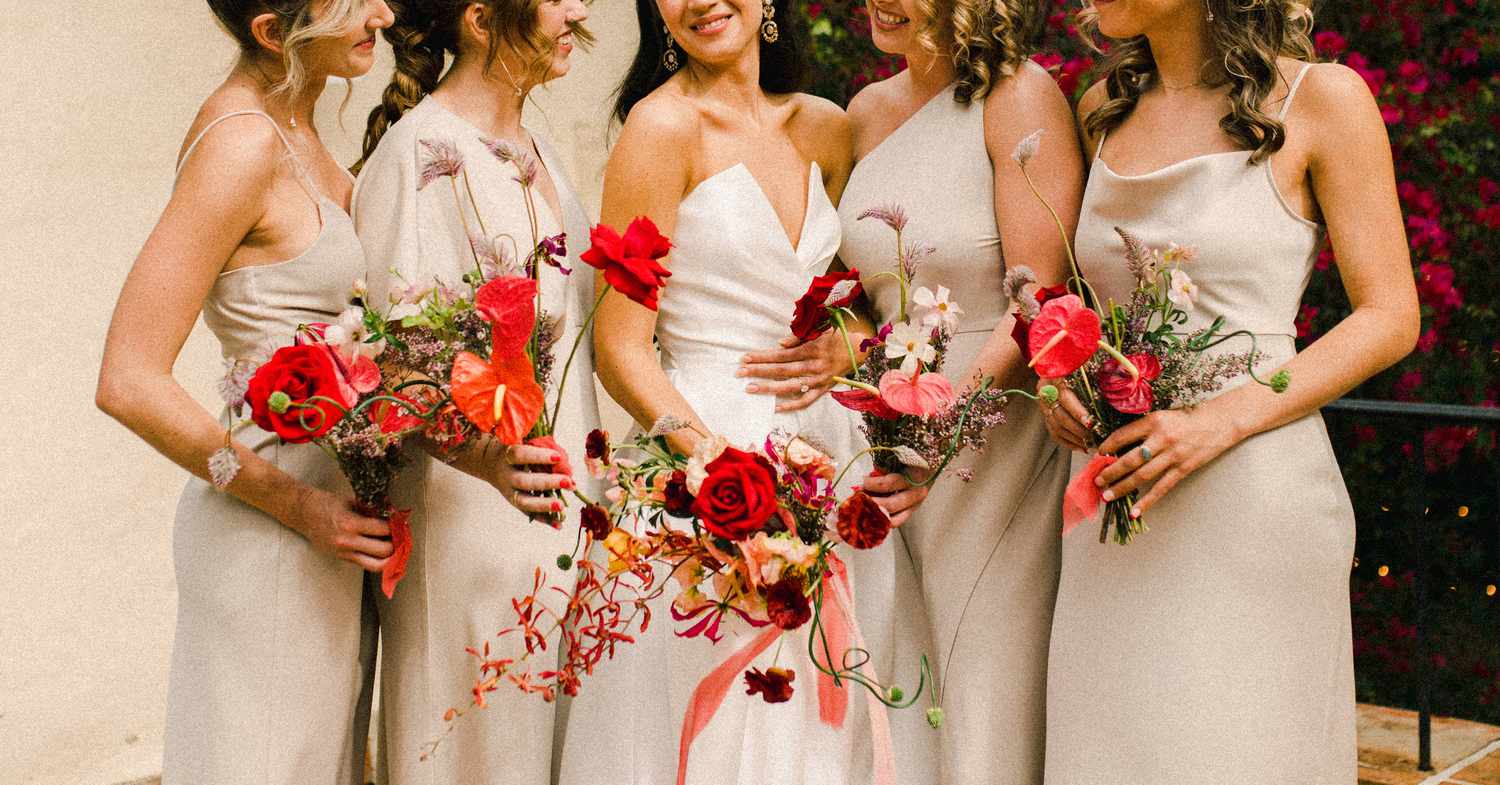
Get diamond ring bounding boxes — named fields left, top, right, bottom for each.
left=799, top=383, right=810, bottom=394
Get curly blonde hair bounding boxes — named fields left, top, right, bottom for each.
left=208, top=0, right=368, bottom=100
left=916, top=0, right=1046, bottom=104
left=1079, top=0, right=1317, bottom=163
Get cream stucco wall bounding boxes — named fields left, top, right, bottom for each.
left=0, top=3, right=635, bottom=784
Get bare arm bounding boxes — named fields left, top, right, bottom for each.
left=96, top=117, right=391, bottom=569
left=1097, top=63, right=1421, bottom=514
left=592, top=98, right=711, bottom=456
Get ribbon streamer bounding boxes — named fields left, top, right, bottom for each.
left=1062, top=454, right=1118, bottom=536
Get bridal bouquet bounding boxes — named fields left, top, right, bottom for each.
left=810, top=205, right=1015, bottom=482
left=1006, top=130, right=1290, bottom=544
left=211, top=302, right=424, bottom=598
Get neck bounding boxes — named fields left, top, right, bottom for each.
left=235, top=59, right=324, bottom=129
left=684, top=45, right=767, bottom=115
left=1145, top=16, right=1221, bottom=90
left=902, top=47, right=956, bottom=98
left=433, top=54, right=530, bottom=140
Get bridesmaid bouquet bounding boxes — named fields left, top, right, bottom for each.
left=1005, top=130, right=1290, bottom=544
left=812, top=205, right=1019, bottom=482
left=211, top=304, right=425, bottom=598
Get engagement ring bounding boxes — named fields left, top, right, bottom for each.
left=799, top=383, right=810, bottom=393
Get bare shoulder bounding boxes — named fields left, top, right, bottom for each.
left=844, top=77, right=897, bottom=127
left=1286, top=60, right=1379, bottom=115
left=790, top=92, right=851, bottom=138
left=986, top=59, right=1072, bottom=118
left=606, top=88, right=699, bottom=197
left=1076, top=79, right=1109, bottom=121
left=175, top=108, right=283, bottom=201
left=788, top=92, right=851, bottom=165
left=617, top=87, right=702, bottom=152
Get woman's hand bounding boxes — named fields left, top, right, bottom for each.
left=739, top=331, right=861, bottom=413
left=489, top=441, right=575, bottom=523
left=861, top=470, right=930, bottom=528
left=284, top=487, right=394, bottom=572
left=1038, top=377, right=1094, bottom=452
left=1093, top=406, right=1242, bottom=518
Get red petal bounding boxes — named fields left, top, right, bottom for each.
left=1028, top=295, right=1103, bottom=378
left=475, top=276, right=538, bottom=358
left=830, top=387, right=901, bottom=420
left=382, top=509, right=413, bottom=598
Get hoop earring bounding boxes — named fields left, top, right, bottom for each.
left=1204, top=0, right=1215, bottom=21
left=761, top=0, right=779, bottom=43
left=662, top=25, right=680, bottom=71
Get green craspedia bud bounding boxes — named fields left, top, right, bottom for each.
left=268, top=391, right=293, bottom=414
left=887, top=686, right=904, bottom=703
left=555, top=554, right=574, bottom=570
left=1039, top=385, right=1060, bottom=404
left=926, top=706, right=945, bottom=729
left=1270, top=370, right=1291, bottom=394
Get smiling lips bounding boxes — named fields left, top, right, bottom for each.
left=872, top=6, right=909, bottom=29
left=689, top=13, right=732, bottom=35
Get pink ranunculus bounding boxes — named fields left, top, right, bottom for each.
left=878, top=369, right=956, bottom=417
left=1027, top=294, right=1103, bottom=378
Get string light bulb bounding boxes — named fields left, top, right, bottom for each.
left=1378, top=565, right=1390, bottom=577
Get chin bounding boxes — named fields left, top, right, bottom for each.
left=869, top=30, right=912, bottom=57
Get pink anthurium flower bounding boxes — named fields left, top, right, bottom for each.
left=1027, top=294, right=1103, bottom=378
left=878, top=369, right=956, bottom=417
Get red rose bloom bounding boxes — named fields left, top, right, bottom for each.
left=246, top=344, right=353, bottom=443
left=580, top=504, right=611, bottom=540
left=1011, top=283, right=1070, bottom=361
left=1098, top=353, right=1163, bottom=415
left=790, top=269, right=863, bottom=342
left=580, top=217, right=672, bottom=311
left=835, top=490, right=892, bottom=549
left=766, top=576, right=812, bottom=630
left=585, top=428, right=609, bottom=460
left=663, top=470, right=695, bottom=518
left=744, top=667, right=795, bottom=703
left=690, top=447, right=780, bottom=540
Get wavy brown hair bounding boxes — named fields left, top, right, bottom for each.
left=1079, top=0, right=1317, bottom=163
left=209, top=0, right=368, bottom=99
left=354, top=0, right=594, bottom=173
left=916, top=0, right=1047, bottom=104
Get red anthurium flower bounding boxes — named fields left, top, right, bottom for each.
left=450, top=350, right=546, bottom=444
left=475, top=276, right=539, bottom=358
left=1027, top=294, right=1103, bottom=378
left=830, top=387, right=901, bottom=420
left=369, top=392, right=427, bottom=435
left=836, top=490, right=892, bottom=549
left=877, top=369, right=956, bottom=417
left=790, top=268, right=863, bottom=342
left=1098, top=353, right=1163, bottom=414
left=382, top=508, right=413, bottom=599
left=580, top=217, right=673, bottom=311
left=744, top=667, right=796, bottom=703
left=1011, top=283, right=1070, bottom=361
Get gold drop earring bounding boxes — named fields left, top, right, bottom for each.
left=662, top=25, right=680, bottom=71
left=761, top=0, right=779, bottom=43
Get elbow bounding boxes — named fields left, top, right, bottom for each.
left=95, top=369, right=128, bottom=420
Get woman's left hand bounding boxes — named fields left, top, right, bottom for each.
left=739, top=332, right=859, bottom=413
left=1094, top=406, right=1242, bottom=518
left=861, top=470, right=930, bottom=528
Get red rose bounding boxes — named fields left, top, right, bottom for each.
left=663, top=470, right=696, bottom=518
left=1098, top=353, right=1163, bottom=415
left=835, top=490, right=891, bottom=549
left=580, top=504, right=611, bottom=540
left=744, top=667, right=795, bottom=703
left=580, top=217, right=672, bottom=311
left=246, top=344, right=353, bottom=443
left=790, top=269, right=863, bottom=342
left=1011, top=283, right=1070, bottom=361
left=690, top=447, right=780, bottom=540
left=766, top=576, right=811, bottom=630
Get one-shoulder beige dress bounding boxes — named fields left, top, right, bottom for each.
left=838, top=83, right=1069, bottom=785
left=165, top=111, right=378, bottom=785
left=1044, top=64, right=1357, bottom=784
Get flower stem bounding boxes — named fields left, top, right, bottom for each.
left=549, top=286, right=610, bottom=428
left=829, top=309, right=860, bottom=375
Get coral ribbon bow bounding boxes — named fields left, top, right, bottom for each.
left=676, top=552, right=895, bottom=785
left=1062, top=454, right=1118, bottom=536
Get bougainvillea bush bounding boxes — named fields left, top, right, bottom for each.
left=800, top=0, right=1500, bottom=723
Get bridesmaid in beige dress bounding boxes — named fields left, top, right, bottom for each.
left=834, top=0, right=1080, bottom=782
left=1041, top=2, right=1418, bottom=782
left=351, top=1, right=598, bottom=782
left=96, top=2, right=395, bottom=783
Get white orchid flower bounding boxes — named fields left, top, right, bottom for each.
left=885, top=320, right=937, bottom=375
left=913, top=285, right=963, bottom=332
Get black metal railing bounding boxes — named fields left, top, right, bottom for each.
left=1322, top=398, right=1500, bottom=771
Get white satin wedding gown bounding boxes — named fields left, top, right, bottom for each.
left=557, top=161, right=925, bottom=785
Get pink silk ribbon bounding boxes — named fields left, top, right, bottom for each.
left=676, top=552, right=895, bottom=785
left=1062, top=454, right=1118, bottom=536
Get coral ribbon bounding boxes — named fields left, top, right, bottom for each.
left=1062, top=454, right=1118, bottom=536
left=676, top=552, right=894, bottom=785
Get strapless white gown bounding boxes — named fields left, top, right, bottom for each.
left=556, top=162, right=916, bottom=785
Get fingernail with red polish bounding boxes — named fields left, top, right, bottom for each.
left=561, top=478, right=574, bottom=490
left=551, top=501, right=562, bottom=512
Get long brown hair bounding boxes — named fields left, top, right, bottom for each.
left=355, top=0, right=594, bottom=173
left=1079, top=0, right=1317, bottom=163
left=916, top=0, right=1046, bottom=104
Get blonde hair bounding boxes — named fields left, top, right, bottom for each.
left=915, top=0, right=1046, bottom=104
left=1079, top=0, right=1318, bottom=163
left=208, top=0, right=368, bottom=99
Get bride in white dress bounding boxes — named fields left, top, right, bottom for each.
left=555, top=0, right=930, bottom=783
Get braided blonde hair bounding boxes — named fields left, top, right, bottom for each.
left=1079, top=0, right=1318, bottom=164
left=914, top=0, right=1046, bottom=104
